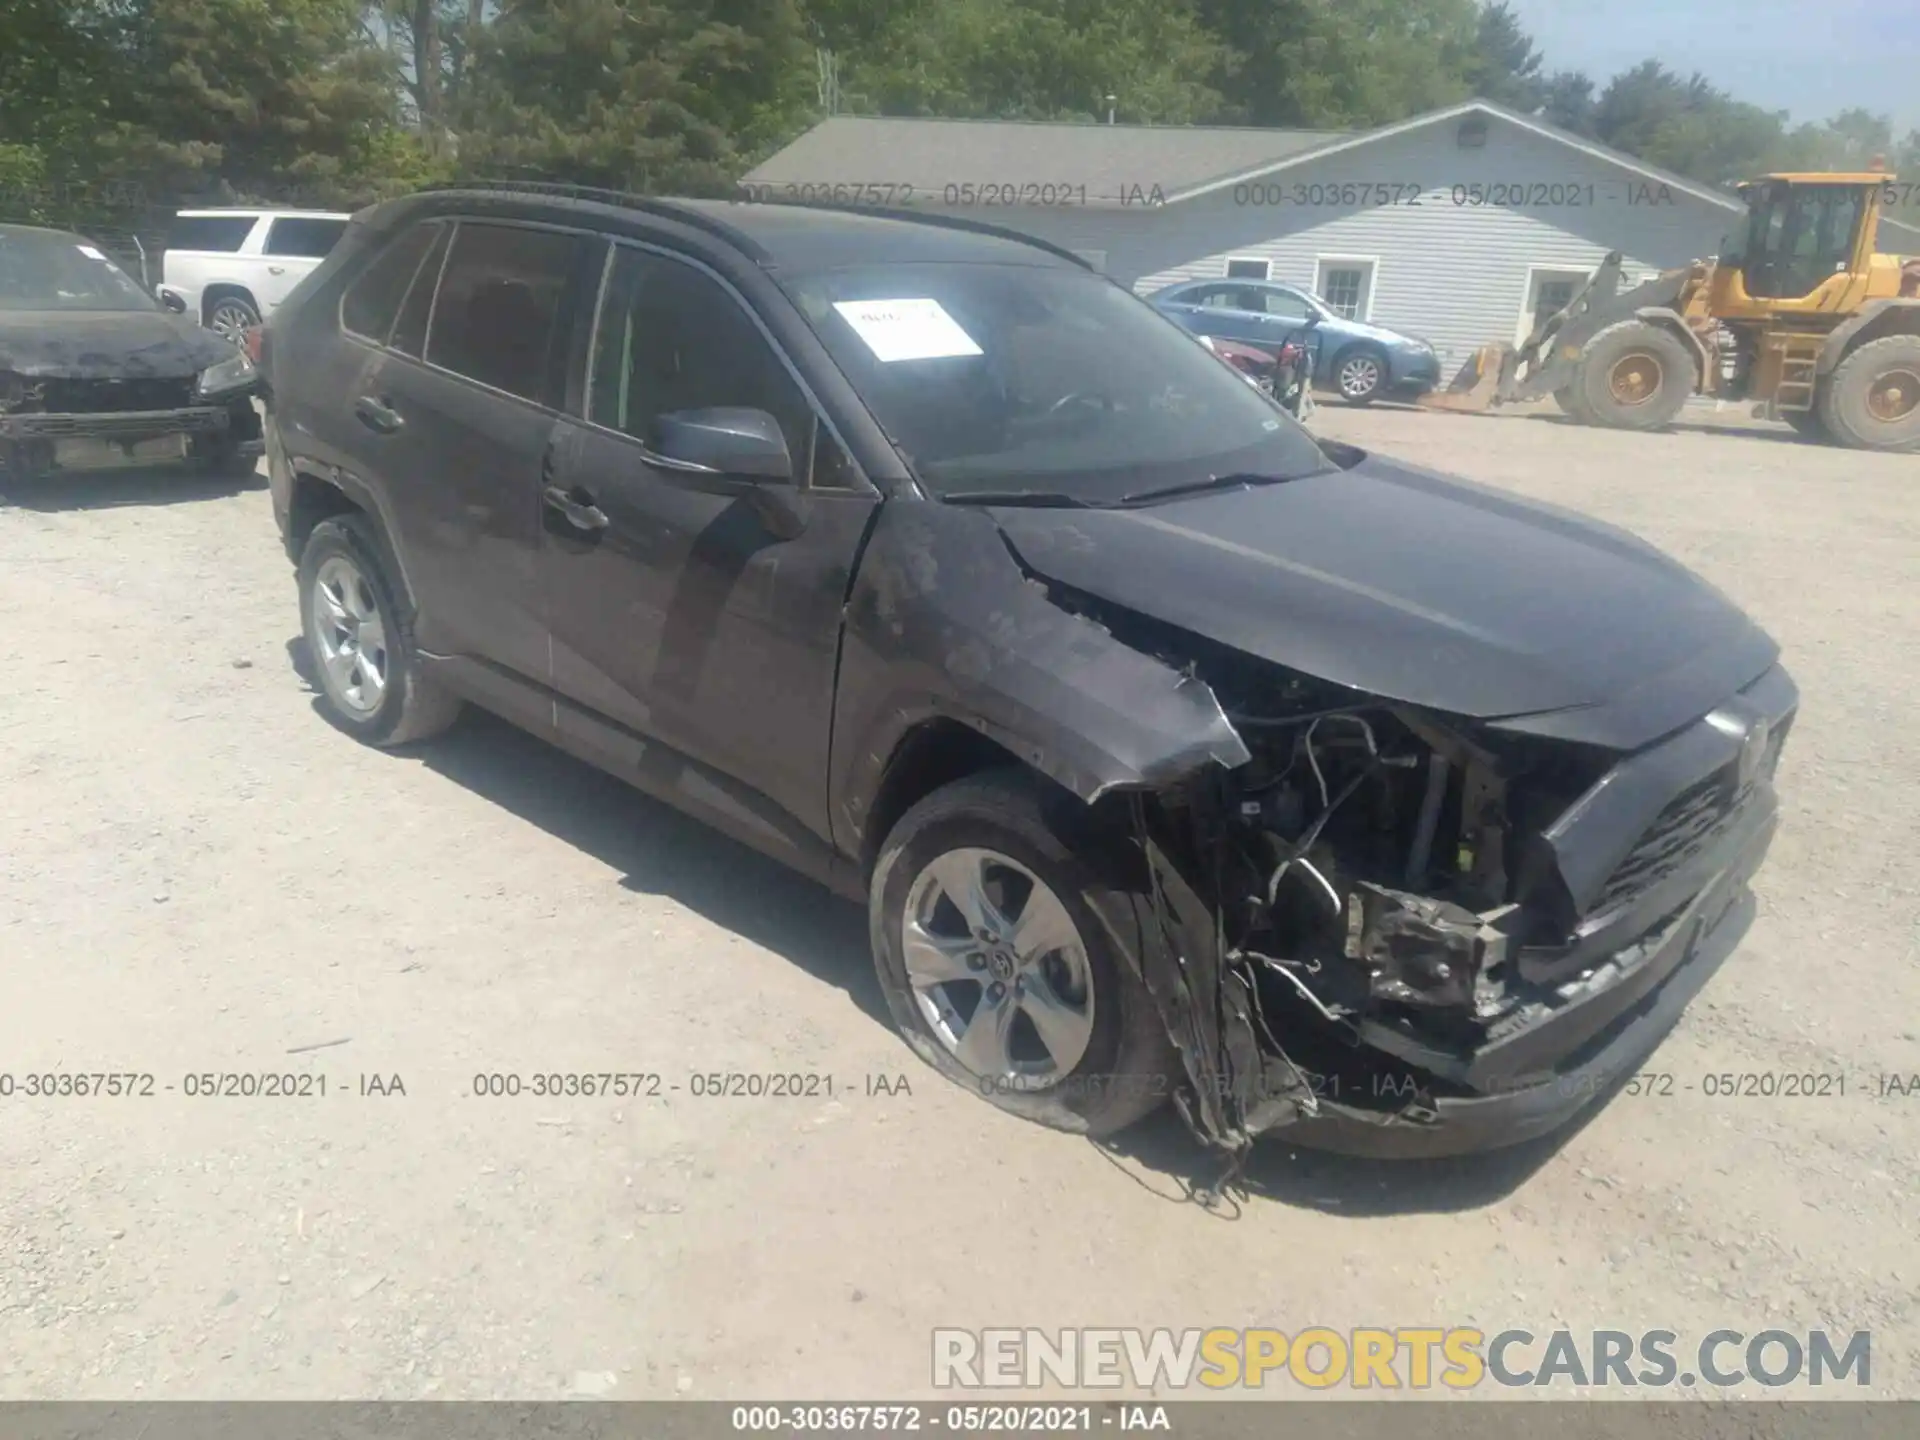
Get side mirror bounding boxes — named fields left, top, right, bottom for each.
left=648, top=407, right=793, bottom=483
left=644, top=407, right=807, bottom=539
left=158, top=288, right=188, bottom=314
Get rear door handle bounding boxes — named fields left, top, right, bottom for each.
left=353, top=395, right=403, bottom=434
left=542, top=483, right=609, bottom=533
left=268, top=265, right=287, bottom=275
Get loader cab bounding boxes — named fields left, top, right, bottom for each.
left=1720, top=175, right=1884, bottom=310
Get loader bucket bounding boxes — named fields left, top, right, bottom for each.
left=1421, top=343, right=1512, bottom=412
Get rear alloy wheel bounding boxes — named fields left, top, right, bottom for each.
left=298, top=514, right=462, bottom=746
left=205, top=294, right=261, bottom=344
left=869, top=771, right=1177, bottom=1137
left=1817, top=335, right=1920, bottom=452
left=1574, top=319, right=1696, bottom=430
left=1332, top=346, right=1387, bottom=404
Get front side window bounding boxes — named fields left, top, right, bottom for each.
left=425, top=222, right=585, bottom=405
left=587, top=247, right=814, bottom=469
left=784, top=261, right=1330, bottom=504
left=265, top=217, right=348, bottom=259
left=0, top=229, right=157, bottom=313
left=341, top=221, right=439, bottom=343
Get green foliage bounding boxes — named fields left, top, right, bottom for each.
left=835, top=0, right=1225, bottom=123
left=0, top=0, right=1913, bottom=225
left=450, top=0, right=813, bottom=194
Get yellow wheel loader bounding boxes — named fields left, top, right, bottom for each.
left=1429, top=170, right=1920, bottom=451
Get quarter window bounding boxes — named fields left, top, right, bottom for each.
left=341, top=222, right=439, bottom=343
left=425, top=223, right=585, bottom=405
left=388, top=224, right=451, bottom=358
left=587, top=247, right=814, bottom=473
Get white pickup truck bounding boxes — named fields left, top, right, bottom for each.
left=158, top=209, right=351, bottom=343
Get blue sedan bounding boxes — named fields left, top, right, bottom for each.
left=1146, top=277, right=1440, bottom=404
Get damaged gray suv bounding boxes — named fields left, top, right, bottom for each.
left=262, top=187, right=1795, bottom=1159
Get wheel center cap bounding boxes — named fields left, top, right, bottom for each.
left=986, top=948, right=1017, bottom=982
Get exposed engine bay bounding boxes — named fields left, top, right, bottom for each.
left=1048, top=590, right=1794, bottom=1158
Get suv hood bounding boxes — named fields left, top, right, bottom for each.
left=988, top=451, right=1777, bottom=751
left=0, top=310, right=231, bottom=380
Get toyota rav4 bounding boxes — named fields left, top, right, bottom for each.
left=260, top=186, right=1795, bottom=1159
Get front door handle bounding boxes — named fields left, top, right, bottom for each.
left=542, top=483, right=609, bottom=533
left=353, top=395, right=403, bottom=434
left=268, top=265, right=287, bottom=275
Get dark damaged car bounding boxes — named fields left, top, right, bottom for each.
left=0, top=223, right=261, bottom=481
left=261, top=190, right=1795, bottom=1159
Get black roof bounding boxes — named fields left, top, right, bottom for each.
left=407, top=185, right=1086, bottom=273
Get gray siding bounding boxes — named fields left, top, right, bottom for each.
left=922, top=112, right=1744, bottom=376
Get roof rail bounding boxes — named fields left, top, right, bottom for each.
left=729, top=193, right=1096, bottom=270
left=418, top=180, right=771, bottom=262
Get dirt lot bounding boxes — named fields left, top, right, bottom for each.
left=1, top=404, right=1916, bottom=1402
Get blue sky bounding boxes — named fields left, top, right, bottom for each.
left=1501, top=0, right=1919, bottom=135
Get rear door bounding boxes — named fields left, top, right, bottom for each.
left=538, top=240, right=880, bottom=855
left=259, top=216, right=350, bottom=314
left=348, top=218, right=595, bottom=687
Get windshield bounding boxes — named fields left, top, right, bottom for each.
left=783, top=262, right=1333, bottom=503
left=0, top=230, right=158, bottom=313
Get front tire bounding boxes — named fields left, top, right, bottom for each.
left=1574, top=319, right=1696, bottom=430
left=1817, top=335, right=1920, bottom=452
left=1331, top=345, right=1387, bottom=404
left=298, top=514, right=461, bottom=746
left=868, top=771, right=1177, bottom=1137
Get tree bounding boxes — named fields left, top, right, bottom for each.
left=454, top=0, right=814, bottom=193
left=1538, top=70, right=1595, bottom=135
left=1468, top=1, right=1545, bottom=112
left=836, top=0, right=1225, bottom=123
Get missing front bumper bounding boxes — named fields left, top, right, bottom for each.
left=1273, top=796, right=1774, bottom=1158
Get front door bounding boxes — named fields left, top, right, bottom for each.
left=540, top=242, right=880, bottom=855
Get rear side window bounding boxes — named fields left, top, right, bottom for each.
left=341, top=222, right=440, bottom=343
left=265, top=217, right=348, bottom=259
left=425, top=222, right=584, bottom=404
left=166, top=215, right=255, bottom=252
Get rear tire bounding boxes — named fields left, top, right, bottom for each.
left=1574, top=320, right=1696, bottom=430
left=1553, top=384, right=1596, bottom=424
left=298, top=514, right=462, bottom=747
left=205, top=292, right=261, bottom=344
left=868, top=770, right=1177, bottom=1138
left=1817, top=335, right=1920, bottom=452
left=1781, top=407, right=1827, bottom=439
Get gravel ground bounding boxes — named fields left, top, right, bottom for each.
left=0, top=404, right=1915, bottom=1402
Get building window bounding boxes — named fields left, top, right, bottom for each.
left=1518, top=266, right=1592, bottom=344
left=1315, top=258, right=1375, bottom=320
left=1225, top=256, right=1270, bottom=280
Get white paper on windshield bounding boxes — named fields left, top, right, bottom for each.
left=832, top=298, right=982, bottom=363
left=76, top=244, right=107, bottom=260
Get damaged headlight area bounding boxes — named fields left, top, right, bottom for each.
left=1067, top=601, right=1792, bottom=1158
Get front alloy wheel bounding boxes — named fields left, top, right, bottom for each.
left=1334, top=349, right=1386, bottom=403
left=868, top=770, right=1178, bottom=1137
left=901, top=847, right=1096, bottom=1088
